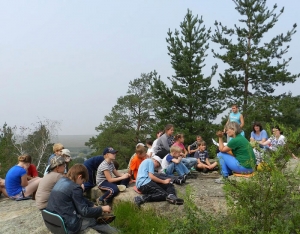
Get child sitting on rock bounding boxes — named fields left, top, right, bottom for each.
left=96, top=147, right=130, bottom=205
left=46, top=164, right=118, bottom=234
left=134, top=156, right=184, bottom=206
left=128, top=145, right=147, bottom=180
left=194, top=141, right=218, bottom=173
left=161, top=145, right=190, bottom=178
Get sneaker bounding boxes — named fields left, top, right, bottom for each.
left=166, top=194, right=184, bottom=205
left=117, top=185, right=126, bottom=192
left=134, top=196, right=144, bottom=207
left=174, top=178, right=183, bottom=185
left=182, top=174, right=187, bottom=183
left=175, top=198, right=184, bottom=205
left=97, top=198, right=108, bottom=206
left=97, top=214, right=116, bottom=225
left=187, top=172, right=198, bottom=179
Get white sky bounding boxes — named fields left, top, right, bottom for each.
left=1, top=0, right=299, bottom=135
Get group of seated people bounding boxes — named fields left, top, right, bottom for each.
left=0, top=113, right=297, bottom=233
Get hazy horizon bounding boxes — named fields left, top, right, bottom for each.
left=1, top=0, right=299, bottom=135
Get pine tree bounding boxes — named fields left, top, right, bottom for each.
left=86, top=73, right=156, bottom=168
left=212, top=0, right=299, bottom=120
left=150, top=9, right=223, bottom=140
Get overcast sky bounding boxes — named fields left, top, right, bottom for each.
left=1, top=0, right=299, bottom=135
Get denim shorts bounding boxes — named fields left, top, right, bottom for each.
left=10, top=187, right=26, bottom=200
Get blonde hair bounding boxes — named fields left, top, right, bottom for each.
left=170, top=145, right=182, bottom=153
left=67, top=164, right=88, bottom=183
left=136, top=145, right=147, bottom=154
left=53, top=143, right=64, bottom=153
left=225, top=122, right=242, bottom=135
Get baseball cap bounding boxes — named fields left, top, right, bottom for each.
left=103, top=147, right=118, bottom=155
left=48, top=156, right=65, bottom=172
left=61, top=149, right=71, bottom=157
left=152, top=155, right=162, bottom=165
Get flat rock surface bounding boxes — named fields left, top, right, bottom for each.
left=0, top=171, right=227, bottom=233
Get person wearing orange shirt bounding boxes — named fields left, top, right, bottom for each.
left=128, top=145, right=147, bottom=180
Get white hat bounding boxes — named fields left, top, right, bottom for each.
left=61, top=149, right=71, bottom=157
left=152, top=155, right=162, bottom=165
left=136, top=143, right=145, bottom=148
left=61, top=149, right=71, bottom=162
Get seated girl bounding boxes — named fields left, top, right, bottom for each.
left=5, top=154, right=41, bottom=199
left=172, top=133, right=197, bottom=170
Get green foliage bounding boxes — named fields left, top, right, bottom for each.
left=221, top=123, right=300, bottom=233
left=0, top=123, right=17, bottom=178
left=212, top=0, right=300, bottom=120
left=86, top=73, right=157, bottom=168
left=150, top=9, right=224, bottom=144
left=112, top=201, right=169, bottom=234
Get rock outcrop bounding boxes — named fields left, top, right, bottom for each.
left=0, top=171, right=226, bottom=234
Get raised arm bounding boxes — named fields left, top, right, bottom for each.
left=217, top=131, right=232, bottom=153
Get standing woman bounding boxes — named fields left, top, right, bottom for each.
left=5, top=155, right=42, bottom=199
left=153, top=124, right=174, bottom=159
left=215, top=122, right=256, bottom=183
left=250, top=122, right=268, bottom=148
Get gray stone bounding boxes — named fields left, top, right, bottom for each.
left=0, top=171, right=226, bottom=233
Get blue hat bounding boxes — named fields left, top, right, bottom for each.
left=103, top=147, right=118, bottom=155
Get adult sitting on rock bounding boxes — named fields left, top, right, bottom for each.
left=250, top=122, right=268, bottom=148
left=215, top=122, right=256, bottom=184
left=35, top=156, right=65, bottom=210
left=258, top=126, right=298, bottom=159
left=5, top=155, right=42, bottom=199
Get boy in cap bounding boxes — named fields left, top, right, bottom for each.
left=96, top=147, right=131, bottom=205
left=36, top=156, right=66, bottom=210
left=134, top=156, right=184, bottom=207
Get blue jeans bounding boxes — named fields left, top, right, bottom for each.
left=217, top=152, right=253, bottom=177
left=98, top=178, right=130, bottom=202
left=165, top=162, right=189, bottom=176
left=181, top=158, right=197, bottom=169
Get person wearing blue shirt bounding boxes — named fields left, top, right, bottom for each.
left=250, top=122, right=268, bottom=148
left=134, top=156, right=184, bottom=207
left=83, top=155, right=105, bottom=191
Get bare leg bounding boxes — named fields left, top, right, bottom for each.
left=0, top=178, right=8, bottom=198
left=209, top=162, right=218, bottom=169
left=24, top=177, right=41, bottom=197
